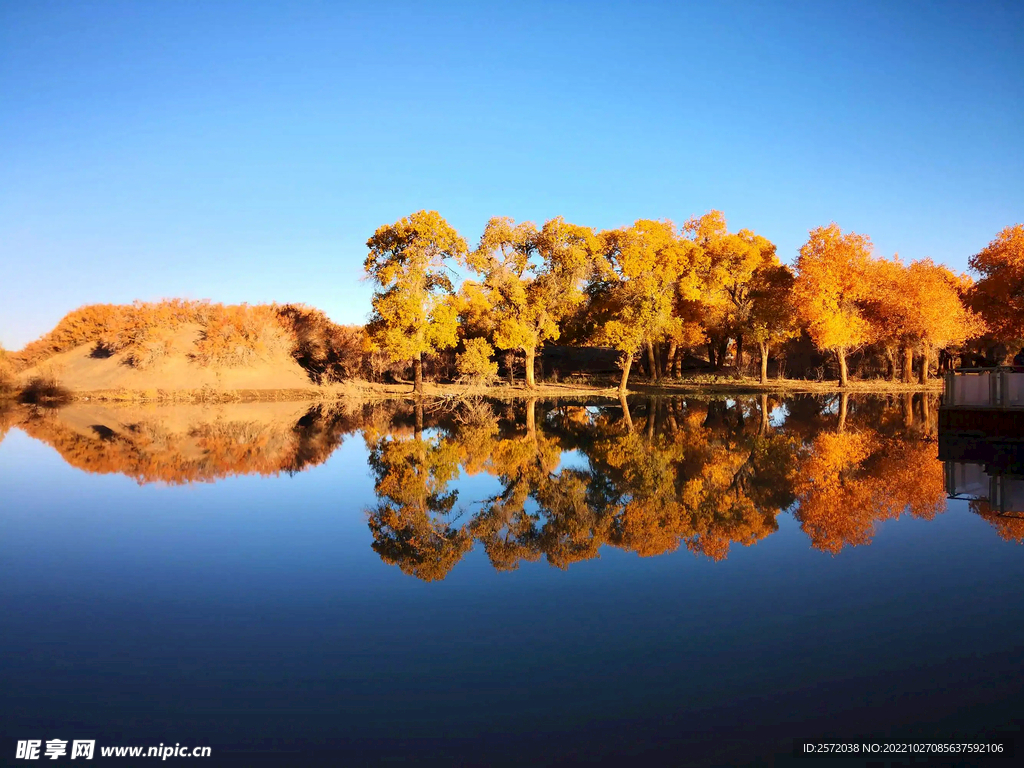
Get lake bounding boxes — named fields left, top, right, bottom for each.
left=1, top=394, right=1022, bottom=766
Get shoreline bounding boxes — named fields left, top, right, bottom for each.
left=4, top=377, right=944, bottom=405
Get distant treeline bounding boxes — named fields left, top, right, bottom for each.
left=4, top=217, right=1021, bottom=393
left=362, top=212, right=1024, bottom=390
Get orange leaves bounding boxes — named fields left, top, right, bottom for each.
left=192, top=304, right=291, bottom=367
left=793, top=223, right=876, bottom=356
left=868, top=257, right=984, bottom=353
left=595, top=219, right=690, bottom=368
left=794, top=430, right=882, bottom=554
left=968, top=223, right=1024, bottom=342
left=794, top=425, right=947, bottom=555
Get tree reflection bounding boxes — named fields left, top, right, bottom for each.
left=13, top=391, right=1018, bottom=582
left=359, top=393, right=964, bottom=579
left=365, top=413, right=471, bottom=582
left=794, top=394, right=946, bottom=553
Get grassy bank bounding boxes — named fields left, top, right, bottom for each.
left=22, top=375, right=943, bottom=404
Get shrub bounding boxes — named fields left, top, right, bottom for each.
left=14, top=300, right=215, bottom=370
left=457, top=338, right=498, bottom=383
left=19, top=371, right=72, bottom=405
left=0, top=345, right=16, bottom=396
left=192, top=304, right=291, bottom=367
left=276, top=304, right=370, bottom=382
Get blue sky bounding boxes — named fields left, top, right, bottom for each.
left=1, top=0, right=1021, bottom=349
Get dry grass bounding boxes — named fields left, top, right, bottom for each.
left=43, top=373, right=943, bottom=404
left=79, top=387, right=327, bottom=404
left=628, top=374, right=944, bottom=395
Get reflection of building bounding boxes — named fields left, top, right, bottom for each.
left=943, top=454, right=1024, bottom=514
left=940, top=369, right=1024, bottom=515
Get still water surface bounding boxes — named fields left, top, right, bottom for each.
left=1, top=395, right=1022, bottom=765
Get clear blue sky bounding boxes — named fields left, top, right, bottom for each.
left=1, top=0, right=1021, bottom=349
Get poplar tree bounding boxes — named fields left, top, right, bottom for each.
left=365, top=211, right=468, bottom=394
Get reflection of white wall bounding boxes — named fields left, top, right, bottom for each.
left=951, top=463, right=1024, bottom=513
left=995, top=476, right=1024, bottom=513
left=949, top=462, right=989, bottom=498
left=953, top=374, right=990, bottom=406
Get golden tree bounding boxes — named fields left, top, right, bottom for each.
left=365, top=211, right=468, bottom=393
left=683, top=211, right=778, bottom=372
left=793, top=224, right=876, bottom=387
left=746, top=263, right=799, bottom=383
left=467, top=216, right=597, bottom=388
left=870, top=257, right=984, bottom=381
left=596, top=220, right=701, bottom=391
left=968, top=224, right=1024, bottom=343
left=905, top=259, right=985, bottom=381
left=865, top=256, right=917, bottom=381
left=455, top=337, right=498, bottom=383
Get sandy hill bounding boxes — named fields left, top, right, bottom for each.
left=12, top=300, right=365, bottom=395
left=18, top=324, right=315, bottom=392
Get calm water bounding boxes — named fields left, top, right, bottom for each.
left=1, top=395, right=1022, bottom=766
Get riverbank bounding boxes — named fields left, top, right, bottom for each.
left=7, top=375, right=943, bottom=404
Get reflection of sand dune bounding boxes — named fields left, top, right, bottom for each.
left=9, top=401, right=358, bottom=484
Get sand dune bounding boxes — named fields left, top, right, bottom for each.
left=18, top=325, right=316, bottom=393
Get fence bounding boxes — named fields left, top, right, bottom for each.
left=944, top=369, right=1024, bottom=408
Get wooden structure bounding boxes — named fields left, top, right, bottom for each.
left=940, top=368, right=1024, bottom=513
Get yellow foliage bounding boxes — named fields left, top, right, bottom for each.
left=364, top=211, right=467, bottom=384
left=456, top=338, right=498, bottom=382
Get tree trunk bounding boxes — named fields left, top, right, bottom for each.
left=619, top=353, right=633, bottom=394
left=903, top=391, right=914, bottom=429
left=665, top=341, right=677, bottom=380
left=718, top=338, right=729, bottom=370
left=918, top=349, right=929, bottom=384
left=759, top=393, right=769, bottom=435
left=837, top=349, right=849, bottom=388
left=759, top=342, right=769, bottom=384
left=415, top=401, right=424, bottom=440
left=776, top=355, right=785, bottom=381
left=838, top=392, right=848, bottom=433
left=735, top=334, right=744, bottom=375
left=707, top=341, right=717, bottom=369
left=413, top=352, right=423, bottom=394
left=525, top=347, right=536, bottom=388
left=902, top=345, right=914, bottom=384
left=526, top=398, right=537, bottom=439
left=673, top=346, right=682, bottom=378
left=619, top=391, right=633, bottom=432
left=646, top=340, right=659, bottom=382
left=646, top=397, right=657, bottom=442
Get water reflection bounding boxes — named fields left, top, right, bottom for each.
left=940, top=429, right=1024, bottom=542
left=3, top=392, right=1020, bottom=580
